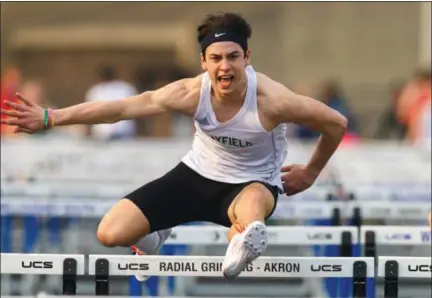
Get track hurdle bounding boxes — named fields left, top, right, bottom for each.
left=161, top=225, right=358, bottom=298
left=360, top=226, right=431, bottom=298
left=167, top=225, right=357, bottom=247
left=88, top=255, right=374, bottom=297
left=0, top=253, right=85, bottom=295
left=378, top=257, right=432, bottom=298
left=361, top=226, right=431, bottom=258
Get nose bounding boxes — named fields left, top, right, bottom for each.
left=219, top=59, right=231, bottom=72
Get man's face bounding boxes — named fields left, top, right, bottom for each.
left=201, top=41, right=250, bottom=97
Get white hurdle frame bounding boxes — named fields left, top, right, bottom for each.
left=378, top=257, right=432, bottom=298
left=0, top=253, right=85, bottom=295
left=360, top=226, right=431, bottom=258
left=89, top=255, right=374, bottom=297
left=167, top=225, right=358, bottom=245
left=88, top=255, right=374, bottom=278
left=0, top=253, right=374, bottom=297
left=0, top=253, right=85, bottom=275
left=360, top=226, right=431, bottom=246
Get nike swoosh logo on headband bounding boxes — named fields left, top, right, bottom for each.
left=215, top=33, right=226, bottom=38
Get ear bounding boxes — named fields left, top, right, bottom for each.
left=244, top=49, right=251, bottom=66
left=200, top=53, right=207, bottom=71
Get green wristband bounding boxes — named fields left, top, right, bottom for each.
left=44, top=109, right=49, bottom=129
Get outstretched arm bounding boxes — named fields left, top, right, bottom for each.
left=54, top=79, right=191, bottom=126
left=1, top=79, right=193, bottom=133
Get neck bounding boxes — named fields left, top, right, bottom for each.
left=212, top=77, right=248, bottom=105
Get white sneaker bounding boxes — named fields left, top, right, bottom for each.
left=131, top=228, right=172, bottom=282
left=222, top=221, right=267, bottom=278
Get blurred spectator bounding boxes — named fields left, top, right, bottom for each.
left=374, top=80, right=408, bottom=139
left=85, top=65, right=137, bottom=141
left=294, top=79, right=359, bottom=140
left=396, top=68, right=431, bottom=146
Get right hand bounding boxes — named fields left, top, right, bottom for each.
left=0, top=93, right=45, bottom=134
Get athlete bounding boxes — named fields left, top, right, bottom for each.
left=1, top=13, right=348, bottom=279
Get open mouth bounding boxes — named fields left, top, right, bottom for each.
left=217, top=75, right=234, bottom=89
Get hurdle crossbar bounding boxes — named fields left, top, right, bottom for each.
left=88, top=255, right=374, bottom=278
left=361, top=226, right=431, bottom=260
left=0, top=253, right=85, bottom=275
left=378, top=257, right=432, bottom=279
left=361, top=226, right=431, bottom=246
left=166, top=226, right=358, bottom=245
left=0, top=253, right=85, bottom=295
left=379, top=257, right=432, bottom=298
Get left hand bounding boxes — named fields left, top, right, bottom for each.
left=281, top=164, right=319, bottom=196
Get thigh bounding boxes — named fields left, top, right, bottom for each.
left=212, top=181, right=279, bottom=227
left=126, top=162, right=208, bottom=232
left=97, top=199, right=150, bottom=246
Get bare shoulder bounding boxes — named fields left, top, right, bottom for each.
left=255, top=71, right=347, bottom=128
left=154, top=75, right=202, bottom=117
left=256, top=72, right=294, bottom=118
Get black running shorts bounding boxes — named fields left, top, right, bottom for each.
left=125, top=162, right=279, bottom=232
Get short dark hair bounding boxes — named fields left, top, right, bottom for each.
left=197, top=12, right=252, bottom=48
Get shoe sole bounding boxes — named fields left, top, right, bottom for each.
left=223, top=222, right=268, bottom=278
left=243, top=222, right=268, bottom=257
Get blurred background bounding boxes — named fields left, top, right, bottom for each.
left=1, top=2, right=431, bottom=298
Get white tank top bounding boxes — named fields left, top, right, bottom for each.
left=181, top=66, right=288, bottom=191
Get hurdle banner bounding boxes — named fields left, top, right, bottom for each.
left=2, top=198, right=430, bottom=220
left=89, top=255, right=374, bottom=295
left=0, top=253, right=85, bottom=295
left=378, top=257, right=432, bottom=298
left=166, top=226, right=358, bottom=246
left=361, top=226, right=431, bottom=258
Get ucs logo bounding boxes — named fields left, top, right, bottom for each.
left=21, top=261, right=53, bottom=269
left=307, top=233, right=332, bottom=240
left=385, top=233, right=412, bottom=240
left=408, top=265, right=432, bottom=272
left=310, top=264, right=342, bottom=272
left=118, top=263, right=149, bottom=271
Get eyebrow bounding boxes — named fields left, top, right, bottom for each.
left=209, top=51, right=241, bottom=57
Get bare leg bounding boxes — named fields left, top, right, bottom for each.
left=222, top=183, right=276, bottom=278
left=227, top=183, right=275, bottom=239
left=97, top=199, right=151, bottom=247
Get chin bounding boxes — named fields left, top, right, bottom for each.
left=219, top=89, right=235, bottom=97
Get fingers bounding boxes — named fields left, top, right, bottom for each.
left=1, top=110, right=26, bottom=118
left=16, top=93, right=34, bottom=107
left=281, top=165, right=294, bottom=172
left=14, top=127, right=33, bottom=134
left=284, top=186, right=300, bottom=196
left=3, top=100, right=29, bottom=112
left=0, top=118, right=26, bottom=126
left=0, top=118, right=18, bottom=126
left=0, top=109, right=22, bottom=118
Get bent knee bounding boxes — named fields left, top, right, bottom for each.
left=97, top=226, right=121, bottom=247
left=240, top=183, right=274, bottom=207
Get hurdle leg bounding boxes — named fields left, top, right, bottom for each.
left=95, top=258, right=109, bottom=295
left=352, top=261, right=367, bottom=298
left=384, top=261, right=398, bottom=298
left=62, top=258, right=77, bottom=295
